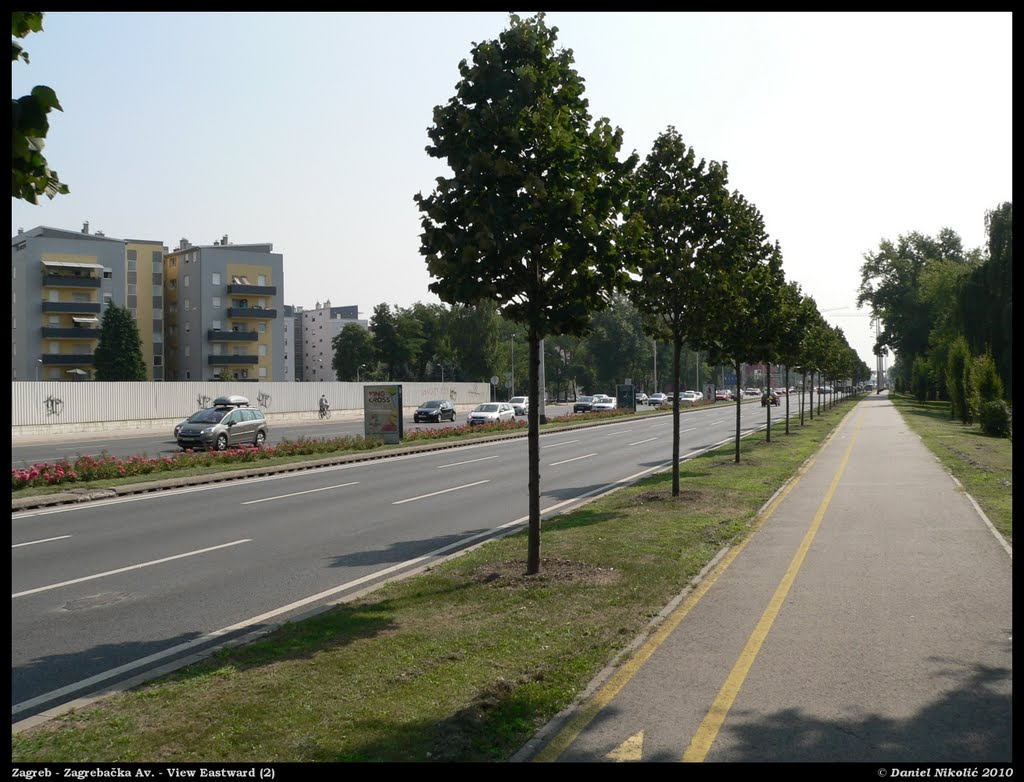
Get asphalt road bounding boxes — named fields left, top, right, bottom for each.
left=12, top=397, right=806, bottom=723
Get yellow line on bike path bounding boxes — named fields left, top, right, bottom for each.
left=531, top=410, right=859, bottom=762
left=682, top=413, right=863, bottom=762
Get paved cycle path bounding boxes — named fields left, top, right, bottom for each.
left=515, top=393, right=1012, bottom=763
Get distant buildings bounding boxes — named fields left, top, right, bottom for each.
left=11, top=224, right=165, bottom=381
left=12, top=223, right=370, bottom=384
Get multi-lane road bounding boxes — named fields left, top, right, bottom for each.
left=12, top=397, right=809, bottom=724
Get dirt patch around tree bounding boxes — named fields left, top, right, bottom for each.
left=472, top=558, right=619, bottom=588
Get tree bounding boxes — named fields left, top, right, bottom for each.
left=415, top=12, right=636, bottom=574
left=623, top=127, right=732, bottom=494
left=94, top=304, right=147, bottom=381
left=332, top=323, right=376, bottom=381
left=12, top=12, right=69, bottom=204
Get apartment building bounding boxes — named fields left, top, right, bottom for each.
left=11, top=224, right=165, bottom=381
left=300, top=300, right=367, bottom=382
left=163, top=237, right=284, bottom=382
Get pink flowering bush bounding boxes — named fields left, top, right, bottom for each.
left=12, top=434, right=385, bottom=492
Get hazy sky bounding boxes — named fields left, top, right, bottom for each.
left=11, top=11, right=1012, bottom=368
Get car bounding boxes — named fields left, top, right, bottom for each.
left=715, top=389, right=733, bottom=402
left=678, top=391, right=701, bottom=404
left=591, top=397, right=617, bottom=411
left=508, top=396, right=529, bottom=417
left=467, top=402, right=516, bottom=426
left=413, top=399, right=456, bottom=423
left=648, top=393, right=667, bottom=406
left=761, top=391, right=780, bottom=407
left=573, top=395, right=596, bottom=413
left=635, top=392, right=648, bottom=405
left=176, top=395, right=268, bottom=451
left=773, top=388, right=788, bottom=397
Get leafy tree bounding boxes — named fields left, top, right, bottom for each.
left=11, top=12, right=68, bottom=203
left=369, top=303, right=424, bottom=380
left=448, top=302, right=502, bottom=383
left=972, top=351, right=1004, bottom=408
left=586, top=295, right=651, bottom=394
left=415, top=12, right=636, bottom=574
left=332, top=323, right=376, bottom=381
left=774, top=282, right=813, bottom=435
left=94, top=304, right=147, bottom=381
left=946, top=336, right=974, bottom=424
left=622, top=127, right=732, bottom=492
left=699, top=192, right=785, bottom=463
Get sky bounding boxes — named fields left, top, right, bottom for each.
left=11, top=11, right=1012, bottom=369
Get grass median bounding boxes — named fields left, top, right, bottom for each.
left=13, top=399, right=854, bottom=762
left=889, top=393, right=1012, bottom=542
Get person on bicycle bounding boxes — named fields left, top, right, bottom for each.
left=319, top=394, right=330, bottom=417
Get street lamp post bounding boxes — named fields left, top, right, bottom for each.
left=35, top=358, right=42, bottom=381
left=357, top=364, right=366, bottom=382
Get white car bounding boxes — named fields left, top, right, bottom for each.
left=467, top=402, right=516, bottom=426
left=508, top=396, right=529, bottom=416
left=635, top=392, right=649, bottom=405
left=678, top=391, right=701, bottom=404
left=648, top=393, right=668, bottom=406
left=591, top=397, right=617, bottom=411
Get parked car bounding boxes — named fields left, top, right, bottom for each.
left=678, top=391, right=701, bottom=404
left=591, top=397, right=617, bottom=411
left=715, top=389, right=733, bottom=402
left=508, top=396, right=529, bottom=416
left=761, top=391, right=780, bottom=407
left=413, top=399, right=456, bottom=423
left=573, top=395, right=596, bottom=413
left=635, top=392, right=649, bottom=405
left=467, top=402, right=516, bottom=426
left=176, top=395, right=268, bottom=451
left=648, top=393, right=667, bottom=406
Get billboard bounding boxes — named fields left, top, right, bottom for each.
left=364, top=385, right=403, bottom=444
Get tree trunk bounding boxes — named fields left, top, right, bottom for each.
left=766, top=361, right=772, bottom=443
left=526, top=332, right=541, bottom=575
left=671, top=338, right=682, bottom=496
left=785, top=367, right=791, bottom=435
left=734, top=359, right=742, bottom=463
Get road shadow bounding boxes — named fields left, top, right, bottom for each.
left=324, top=529, right=494, bottom=569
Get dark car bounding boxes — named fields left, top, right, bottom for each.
left=413, top=399, right=456, bottom=423
left=176, top=395, right=268, bottom=451
left=573, top=395, right=595, bottom=413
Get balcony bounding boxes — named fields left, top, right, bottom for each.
left=41, top=354, right=95, bottom=365
left=208, top=355, right=259, bottom=366
left=207, top=329, right=259, bottom=341
left=41, top=327, right=100, bottom=340
left=226, top=283, right=277, bottom=296
left=227, top=307, right=277, bottom=319
left=43, top=274, right=101, bottom=288
left=41, top=301, right=102, bottom=314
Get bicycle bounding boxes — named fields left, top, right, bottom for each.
left=318, top=407, right=331, bottom=420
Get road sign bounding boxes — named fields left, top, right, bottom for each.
left=490, top=376, right=499, bottom=385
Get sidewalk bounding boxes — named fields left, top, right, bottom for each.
left=515, top=394, right=1012, bottom=762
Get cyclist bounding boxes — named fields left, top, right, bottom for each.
left=319, top=394, right=330, bottom=419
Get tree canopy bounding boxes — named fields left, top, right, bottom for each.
left=93, top=304, right=147, bottom=381
left=11, top=11, right=69, bottom=204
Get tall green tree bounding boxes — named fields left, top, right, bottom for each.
left=415, top=12, right=636, bottom=574
left=331, top=323, right=376, bottom=381
left=623, top=127, right=732, bottom=494
left=699, top=192, right=785, bottom=463
left=94, top=304, right=147, bottom=381
left=11, top=12, right=68, bottom=203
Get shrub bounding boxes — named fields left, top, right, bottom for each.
left=946, top=336, right=974, bottom=424
left=973, top=351, right=1005, bottom=406
left=979, top=400, right=1012, bottom=438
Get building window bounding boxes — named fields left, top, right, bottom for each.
left=127, top=250, right=137, bottom=261
left=258, top=344, right=267, bottom=357
left=259, top=367, right=267, bottom=378
left=257, top=323, right=266, bottom=333
left=211, top=344, right=221, bottom=355
left=257, top=275, right=267, bottom=286
left=103, top=268, right=113, bottom=279
left=127, top=260, right=136, bottom=272
left=169, top=258, right=176, bottom=268
left=185, top=370, right=190, bottom=379
left=168, top=279, right=177, bottom=290
left=212, top=272, right=221, bottom=285
left=212, top=320, right=221, bottom=331
left=183, top=274, right=190, bottom=288
left=128, top=284, right=136, bottom=296
left=153, top=356, right=162, bottom=366
left=184, top=299, right=190, bottom=311
left=184, top=345, right=190, bottom=357
left=212, top=297, right=221, bottom=309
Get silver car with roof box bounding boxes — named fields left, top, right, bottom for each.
left=175, top=395, right=269, bottom=451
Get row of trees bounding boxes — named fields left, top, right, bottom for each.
left=857, top=203, right=1012, bottom=428
left=412, top=13, right=870, bottom=574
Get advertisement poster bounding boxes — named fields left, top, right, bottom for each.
left=364, top=385, right=403, bottom=444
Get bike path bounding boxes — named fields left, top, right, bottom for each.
left=515, top=394, right=1012, bottom=763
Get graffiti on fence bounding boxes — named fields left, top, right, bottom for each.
left=44, top=395, right=64, bottom=417
left=196, top=394, right=212, bottom=409
left=257, top=391, right=272, bottom=409
left=450, top=389, right=457, bottom=401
